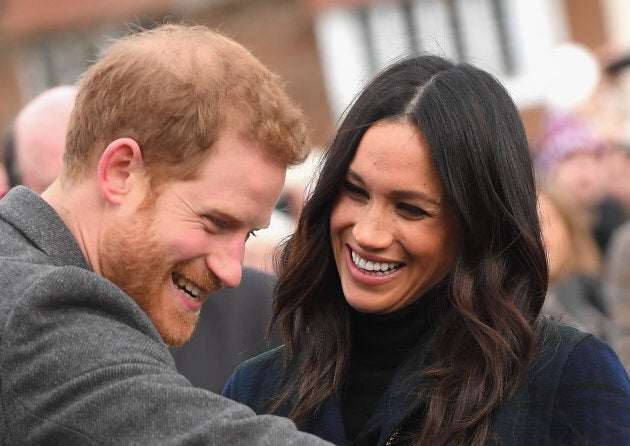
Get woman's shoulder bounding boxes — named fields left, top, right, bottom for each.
left=522, top=320, right=629, bottom=411
left=235, top=345, right=286, bottom=373
left=539, top=319, right=590, bottom=343
left=543, top=323, right=630, bottom=444
left=532, top=320, right=621, bottom=375
left=547, top=321, right=629, bottom=388
left=223, top=346, right=287, bottom=410
left=494, top=320, right=630, bottom=444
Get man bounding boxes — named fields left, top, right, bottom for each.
left=0, top=24, right=330, bottom=444
left=4, top=85, right=77, bottom=193
left=5, top=79, right=283, bottom=398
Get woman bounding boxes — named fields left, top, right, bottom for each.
left=223, top=55, right=630, bottom=445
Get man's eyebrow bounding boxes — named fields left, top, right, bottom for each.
left=200, top=210, right=270, bottom=230
left=200, top=210, right=239, bottom=225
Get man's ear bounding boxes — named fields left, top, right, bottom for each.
left=97, top=138, right=144, bottom=204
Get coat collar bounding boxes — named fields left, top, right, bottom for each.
left=0, top=186, right=88, bottom=270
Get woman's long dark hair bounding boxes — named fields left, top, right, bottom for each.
left=269, top=55, right=548, bottom=445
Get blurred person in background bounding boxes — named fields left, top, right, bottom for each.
left=536, top=43, right=629, bottom=255
left=600, top=142, right=630, bottom=217
left=537, top=184, right=610, bottom=340
left=534, top=111, right=606, bottom=215
left=3, top=85, right=77, bottom=194
left=534, top=111, right=626, bottom=254
left=594, top=49, right=630, bottom=374
left=584, top=51, right=630, bottom=232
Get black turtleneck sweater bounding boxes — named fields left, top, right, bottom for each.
left=341, top=287, right=445, bottom=444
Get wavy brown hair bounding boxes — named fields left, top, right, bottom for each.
left=268, top=55, right=548, bottom=445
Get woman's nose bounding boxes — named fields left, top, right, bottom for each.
left=351, top=208, right=393, bottom=249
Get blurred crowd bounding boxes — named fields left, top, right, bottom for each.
left=532, top=43, right=630, bottom=369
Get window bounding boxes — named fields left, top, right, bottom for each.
left=313, top=0, right=567, bottom=119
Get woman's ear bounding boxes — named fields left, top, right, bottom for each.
left=97, top=138, right=144, bottom=204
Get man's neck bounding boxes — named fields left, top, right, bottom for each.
left=42, top=178, right=103, bottom=274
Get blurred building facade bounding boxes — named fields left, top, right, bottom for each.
left=1, top=0, right=630, bottom=147
left=0, top=0, right=332, bottom=145
left=300, top=0, right=630, bottom=142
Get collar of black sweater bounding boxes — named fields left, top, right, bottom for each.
left=348, top=282, right=448, bottom=368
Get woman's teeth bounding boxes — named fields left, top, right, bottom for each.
left=351, top=251, right=401, bottom=276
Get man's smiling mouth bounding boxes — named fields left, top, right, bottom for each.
left=172, top=272, right=207, bottom=300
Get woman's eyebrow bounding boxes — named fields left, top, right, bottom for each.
left=390, top=190, right=441, bottom=206
left=348, top=168, right=441, bottom=206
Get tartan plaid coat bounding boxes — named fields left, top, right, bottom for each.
left=224, top=321, right=630, bottom=445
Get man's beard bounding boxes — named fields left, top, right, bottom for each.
left=100, top=209, right=201, bottom=346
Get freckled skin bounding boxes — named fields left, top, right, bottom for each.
left=330, top=120, right=461, bottom=314
left=100, top=133, right=286, bottom=345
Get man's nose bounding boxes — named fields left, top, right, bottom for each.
left=205, top=238, right=245, bottom=289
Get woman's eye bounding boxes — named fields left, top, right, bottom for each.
left=397, top=203, right=427, bottom=219
left=342, top=181, right=368, bottom=199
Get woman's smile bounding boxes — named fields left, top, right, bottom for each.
left=330, top=119, right=460, bottom=314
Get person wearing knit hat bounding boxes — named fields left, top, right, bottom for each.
left=536, top=111, right=628, bottom=254
left=535, top=111, right=607, bottom=213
